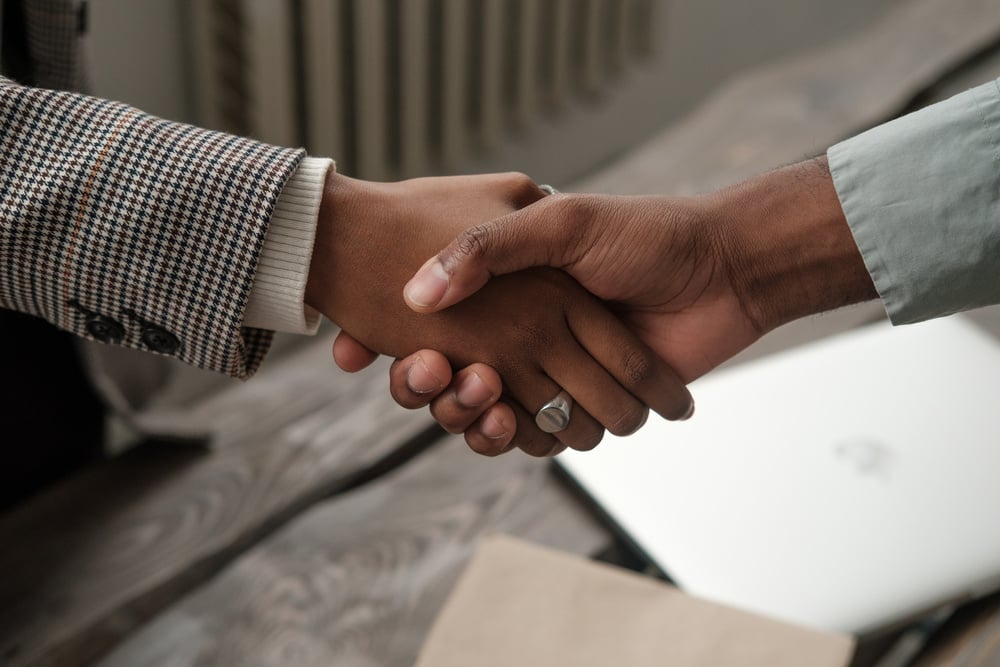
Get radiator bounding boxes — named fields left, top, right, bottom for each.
left=188, top=0, right=656, bottom=180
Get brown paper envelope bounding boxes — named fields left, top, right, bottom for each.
left=416, top=534, right=854, bottom=667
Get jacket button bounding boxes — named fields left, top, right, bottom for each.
left=85, top=316, right=124, bottom=343
left=141, top=326, right=180, bottom=355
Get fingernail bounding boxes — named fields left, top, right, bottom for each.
left=404, top=259, right=450, bottom=309
left=680, top=401, right=695, bottom=421
left=480, top=413, right=509, bottom=440
left=407, top=356, right=443, bottom=395
left=456, top=371, right=493, bottom=408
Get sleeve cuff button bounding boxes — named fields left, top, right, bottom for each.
left=141, top=326, right=181, bottom=355
left=85, top=316, right=124, bottom=343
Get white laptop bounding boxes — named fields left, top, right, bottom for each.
left=557, top=315, right=1000, bottom=635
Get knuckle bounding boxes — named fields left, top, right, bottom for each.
left=620, top=346, right=657, bottom=388
left=451, top=223, right=494, bottom=264
left=503, top=171, right=543, bottom=204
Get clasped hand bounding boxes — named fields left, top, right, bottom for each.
left=305, top=171, right=693, bottom=457
left=317, top=158, right=872, bottom=456
left=311, top=159, right=853, bottom=456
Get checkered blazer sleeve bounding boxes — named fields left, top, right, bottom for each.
left=0, top=75, right=306, bottom=378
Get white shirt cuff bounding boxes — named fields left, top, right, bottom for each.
left=244, top=156, right=334, bottom=334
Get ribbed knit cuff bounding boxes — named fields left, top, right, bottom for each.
left=243, top=156, right=333, bottom=334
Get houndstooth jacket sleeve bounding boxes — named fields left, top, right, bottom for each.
left=0, top=75, right=306, bottom=378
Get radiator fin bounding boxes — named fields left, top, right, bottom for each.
left=190, top=0, right=656, bottom=179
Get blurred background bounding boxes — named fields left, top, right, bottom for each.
left=85, top=0, right=899, bottom=186
left=10, top=3, right=1000, bottom=667
left=79, top=0, right=908, bottom=440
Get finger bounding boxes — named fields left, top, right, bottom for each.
left=541, top=347, right=649, bottom=443
left=568, top=298, right=694, bottom=423
left=534, top=310, right=651, bottom=444
left=463, top=403, right=518, bottom=456
left=428, top=364, right=503, bottom=434
left=507, top=399, right=564, bottom=457
left=505, top=397, right=595, bottom=457
left=501, top=363, right=606, bottom=455
left=403, top=194, right=582, bottom=313
left=388, top=352, right=452, bottom=409
left=332, top=330, right=379, bottom=372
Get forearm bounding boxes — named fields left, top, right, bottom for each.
left=0, top=76, right=304, bottom=377
left=711, top=156, right=878, bottom=334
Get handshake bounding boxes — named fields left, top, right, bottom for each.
left=304, top=157, right=876, bottom=457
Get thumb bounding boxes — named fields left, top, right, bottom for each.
left=403, top=195, right=577, bottom=313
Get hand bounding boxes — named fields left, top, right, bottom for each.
left=308, top=171, right=693, bottom=456
left=388, top=158, right=877, bottom=435
left=334, top=334, right=518, bottom=455
left=398, top=187, right=752, bottom=387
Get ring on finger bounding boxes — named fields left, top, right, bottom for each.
left=535, top=390, right=573, bottom=433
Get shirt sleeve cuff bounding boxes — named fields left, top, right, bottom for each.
left=243, top=156, right=334, bottom=334
left=828, top=78, right=1000, bottom=325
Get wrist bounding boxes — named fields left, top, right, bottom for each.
left=711, top=156, right=877, bottom=333
left=305, top=172, right=436, bottom=330
left=304, top=170, right=369, bottom=319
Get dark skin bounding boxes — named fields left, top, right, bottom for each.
left=305, top=171, right=694, bottom=456
left=334, top=157, right=878, bottom=451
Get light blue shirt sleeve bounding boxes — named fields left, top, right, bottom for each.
left=827, top=78, right=1000, bottom=324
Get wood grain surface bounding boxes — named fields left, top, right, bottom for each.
left=0, top=337, right=439, bottom=667
left=94, top=442, right=608, bottom=667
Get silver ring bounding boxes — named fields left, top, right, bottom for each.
left=536, top=390, right=573, bottom=433
left=539, top=184, right=560, bottom=195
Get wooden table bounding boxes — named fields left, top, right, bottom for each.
left=3, top=0, right=1000, bottom=664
